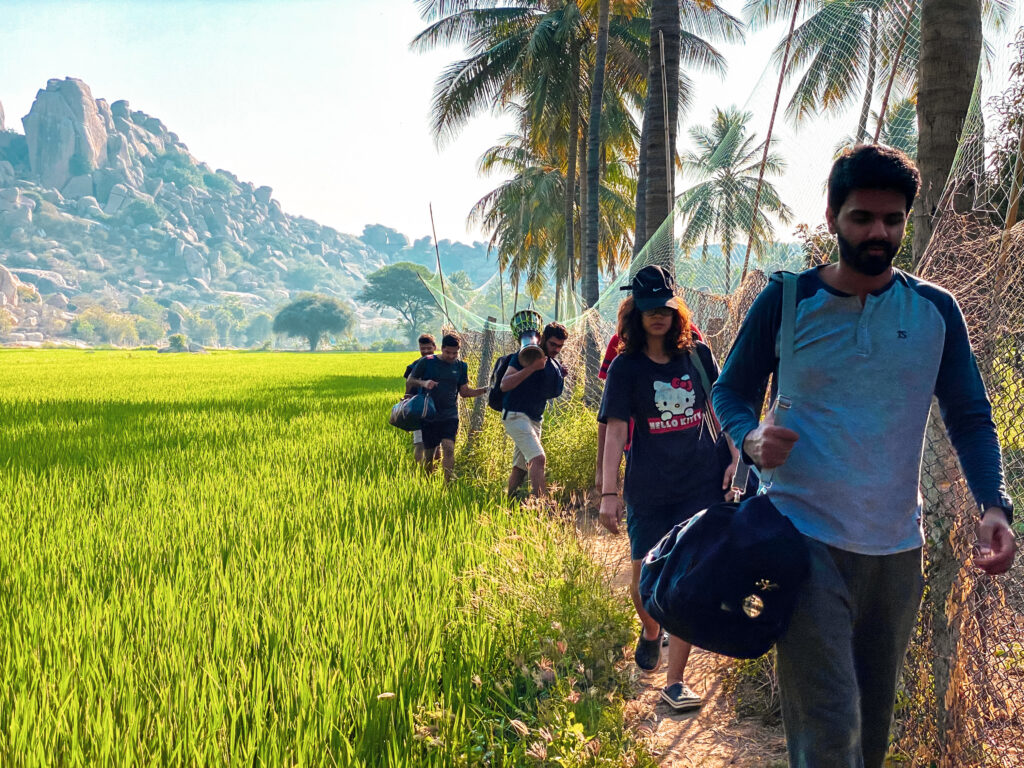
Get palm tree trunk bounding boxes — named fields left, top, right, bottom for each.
left=913, top=0, right=982, bottom=265
left=565, top=44, right=580, bottom=303
left=643, top=0, right=681, bottom=263
left=634, top=108, right=651, bottom=259
left=856, top=9, right=879, bottom=142
left=578, top=127, right=588, bottom=295
left=583, top=0, right=611, bottom=309
left=554, top=276, right=562, bottom=321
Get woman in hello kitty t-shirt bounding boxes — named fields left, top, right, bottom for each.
left=597, top=264, right=739, bottom=713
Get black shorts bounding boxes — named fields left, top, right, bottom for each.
left=421, top=418, right=459, bottom=449
left=626, top=494, right=722, bottom=561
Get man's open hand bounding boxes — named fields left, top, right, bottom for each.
left=742, top=407, right=799, bottom=469
left=974, top=508, right=1016, bottom=575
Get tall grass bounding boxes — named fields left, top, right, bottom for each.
left=0, top=350, right=651, bottom=766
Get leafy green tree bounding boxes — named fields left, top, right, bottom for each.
left=131, top=295, right=167, bottom=322
left=449, top=270, right=473, bottom=290
left=168, top=333, right=188, bottom=352
left=358, top=262, right=437, bottom=342
left=188, top=316, right=218, bottom=346
left=676, top=106, right=793, bottom=292
left=136, top=317, right=167, bottom=344
left=273, top=294, right=355, bottom=352
left=245, top=313, right=274, bottom=346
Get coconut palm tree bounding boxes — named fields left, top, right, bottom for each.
left=415, top=0, right=739, bottom=305
left=834, top=95, right=918, bottom=156
left=744, top=0, right=1011, bottom=142
left=414, top=1, right=649, bottom=305
left=676, top=106, right=794, bottom=292
left=470, top=125, right=636, bottom=307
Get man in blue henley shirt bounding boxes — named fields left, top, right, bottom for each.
left=712, top=145, right=1016, bottom=768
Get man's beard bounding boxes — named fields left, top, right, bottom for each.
left=836, top=233, right=897, bottom=277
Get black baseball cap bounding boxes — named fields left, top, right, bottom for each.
left=621, top=265, right=679, bottom=311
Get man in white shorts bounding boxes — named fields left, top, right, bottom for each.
left=500, top=322, right=567, bottom=498
left=404, top=333, right=438, bottom=462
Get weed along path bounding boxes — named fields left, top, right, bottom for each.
left=579, top=511, right=788, bottom=767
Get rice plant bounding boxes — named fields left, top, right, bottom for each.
left=0, top=350, right=650, bottom=767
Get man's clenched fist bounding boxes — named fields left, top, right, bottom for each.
left=743, top=407, right=799, bottom=469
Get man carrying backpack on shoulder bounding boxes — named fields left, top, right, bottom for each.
left=500, top=322, right=567, bottom=499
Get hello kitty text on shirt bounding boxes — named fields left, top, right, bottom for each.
left=650, top=375, right=702, bottom=433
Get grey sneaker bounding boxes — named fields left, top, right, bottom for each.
left=661, top=630, right=670, bottom=647
left=634, top=631, right=662, bottom=671
left=660, top=682, right=702, bottom=711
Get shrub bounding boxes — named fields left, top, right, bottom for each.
left=69, top=152, right=94, bottom=176
left=202, top=172, right=236, bottom=195
left=16, top=284, right=40, bottom=303
left=167, top=334, right=188, bottom=352
left=369, top=337, right=407, bottom=352
left=155, top=150, right=205, bottom=189
left=122, top=200, right=165, bottom=227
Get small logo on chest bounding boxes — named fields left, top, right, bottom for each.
left=897, top=330, right=908, bottom=339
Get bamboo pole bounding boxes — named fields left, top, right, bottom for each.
left=428, top=203, right=452, bottom=326
left=873, top=0, right=915, bottom=144
left=739, top=0, right=803, bottom=285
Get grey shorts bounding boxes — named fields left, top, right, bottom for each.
left=503, top=411, right=544, bottom=470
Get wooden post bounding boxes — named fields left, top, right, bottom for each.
left=468, top=316, right=498, bottom=440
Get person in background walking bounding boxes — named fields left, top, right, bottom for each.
left=501, top=322, right=567, bottom=499
left=404, top=333, right=438, bottom=463
left=407, top=333, right=487, bottom=482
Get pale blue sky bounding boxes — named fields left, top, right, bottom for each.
left=8, top=0, right=1007, bottom=245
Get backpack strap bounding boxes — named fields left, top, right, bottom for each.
left=688, top=347, right=720, bottom=441
left=777, top=271, right=797, bottom=401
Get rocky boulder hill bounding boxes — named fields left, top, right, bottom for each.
left=0, top=78, right=487, bottom=347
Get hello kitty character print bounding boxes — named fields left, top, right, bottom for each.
left=650, top=375, right=702, bottom=433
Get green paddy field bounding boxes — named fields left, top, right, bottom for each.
left=0, top=350, right=649, bottom=767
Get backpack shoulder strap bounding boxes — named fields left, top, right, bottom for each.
left=778, top=271, right=797, bottom=398
left=687, top=346, right=714, bottom=399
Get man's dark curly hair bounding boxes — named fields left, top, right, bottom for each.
left=827, top=144, right=921, bottom=214
left=542, top=322, right=568, bottom=343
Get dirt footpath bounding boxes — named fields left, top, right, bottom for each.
left=581, top=514, right=788, bottom=767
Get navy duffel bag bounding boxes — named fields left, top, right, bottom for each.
left=389, top=392, right=436, bottom=432
left=639, top=493, right=810, bottom=659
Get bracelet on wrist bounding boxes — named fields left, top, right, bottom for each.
left=601, top=492, right=618, bottom=497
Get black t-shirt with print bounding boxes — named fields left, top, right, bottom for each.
left=410, top=355, right=469, bottom=421
left=597, top=343, right=724, bottom=508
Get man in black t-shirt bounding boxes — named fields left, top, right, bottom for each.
left=403, top=333, right=438, bottom=463
left=407, top=333, right=487, bottom=481
left=500, top=322, right=567, bottom=498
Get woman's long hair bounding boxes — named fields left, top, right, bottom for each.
left=616, top=295, right=695, bottom=358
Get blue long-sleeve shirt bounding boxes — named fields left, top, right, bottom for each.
left=712, top=267, right=1012, bottom=555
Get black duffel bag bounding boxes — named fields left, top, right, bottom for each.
left=639, top=493, right=809, bottom=659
